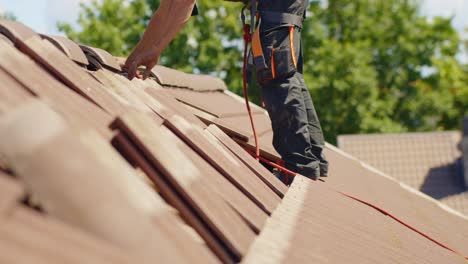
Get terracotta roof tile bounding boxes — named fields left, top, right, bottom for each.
left=80, top=45, right=121, bottom=72
left=111, top=131, right=235, bottom=262
left=1, top=207, right=134, bottom=263
left=0, top=101, right=217, bottom=263
left=22, top=37, right=126, bottom=115
left=244, top=176, right=467, bottom=264
left=0, top=34, right=13, bottom=46
left=146, top=88, right=208, bottom=128
left=0, top=172, right=22, bottom=214
left=0, top=42, right=113, bottom=138
left=114, top=111, right=255, bottom=261
left=168, top=88, right=263, bottom=118
left=163, top=114, right=280, bottom=214
left=152, top=65, right=227, bottom=91
left=41, top=35, right=89, bottom=66
left=0, top=70, right=33, bottom=115
left=234, top=130, right=281, bottom=162
left=323, top=144, right=468, bottom=256
left=0, top=20, right=37, bottom=43
left=207, top=125, right=287, bottom=197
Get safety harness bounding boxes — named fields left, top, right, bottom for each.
left=241, top=1, right=304, bottom=83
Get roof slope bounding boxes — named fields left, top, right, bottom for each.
left=0, top=21, right=467, bottom=263
left=338, top=132, right=468, bottom=216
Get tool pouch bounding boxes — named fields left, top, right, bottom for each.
left=255, top=26, right=298, bottom=85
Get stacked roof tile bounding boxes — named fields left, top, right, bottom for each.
left=0, top=20, right=467, bottom=263
left=338, top=132, right=468, bottom=216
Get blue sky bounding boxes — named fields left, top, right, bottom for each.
left=0, top=0, right=467, bottom=35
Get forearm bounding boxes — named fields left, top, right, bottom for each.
left=133, top=0, right=195, bottom=55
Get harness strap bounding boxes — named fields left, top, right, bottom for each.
left=251, top=0, right=257, bottom=32
left=251, top=25, right=268, bottom=70
left=260, top=11, right=304, bottom=29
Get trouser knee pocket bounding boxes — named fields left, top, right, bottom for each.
left=256, top=26, right=299, bottom=85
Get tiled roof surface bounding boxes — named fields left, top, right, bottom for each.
left=0, top=20, right=467, bottom=263
left=245, top=176, right=468, bottom=264
left=338, top=132, right=468, bottom=216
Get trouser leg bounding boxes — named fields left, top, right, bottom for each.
left=259, top=24, right=328, bottom=178
left=262, top=72, right=321, bottom=178
left=299, top=77, right=329, bottom=176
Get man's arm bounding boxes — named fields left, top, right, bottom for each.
left=123, top=0, right=196, bottom=80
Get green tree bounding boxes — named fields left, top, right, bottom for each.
left=0, top=12, right=17, bottom=21
left=60, top=0, right=468, bottom=143
left=303, top=0, right=467, bottom=142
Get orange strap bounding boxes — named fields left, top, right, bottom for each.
left=271, top=49, right=276, bottom=79
left=289, top=26, right=297, bottom=68
left=252, top=27, right=263, bottom=58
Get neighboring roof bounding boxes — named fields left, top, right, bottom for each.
left=0, top=21, right=467, bottom=263
left=338, top=132, right=468, bottom=216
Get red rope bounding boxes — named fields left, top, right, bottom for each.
left=243, top=147, right=296, bottom=177
left=242, top=24, right=260, bottom=160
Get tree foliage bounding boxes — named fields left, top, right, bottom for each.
left=59, top=0, right=468, bottom=143
left=0, top=12, right=17, bottom=21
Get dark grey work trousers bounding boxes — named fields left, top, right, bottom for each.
left=259, top=26, right=328, bottom=178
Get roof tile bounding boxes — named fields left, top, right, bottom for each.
left=41, top=35, right=89, bottom=66
left=244, top=176, right=467, bottom=264
left=152, top=65, right=227, bottom=91
left=0, top=172, right=22, bottom=215
left=80, top=45, right=121, bottom=72
left=114, top=111, right=256, bottom=261
left=0, top=20, right=37, bottom=44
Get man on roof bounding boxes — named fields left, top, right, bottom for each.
left=123, top=0, right=329, bottom=182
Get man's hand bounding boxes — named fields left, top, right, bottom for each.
left=123, top=47, right=161, bottom=80
left=122, top=0, right=196, bottom=80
